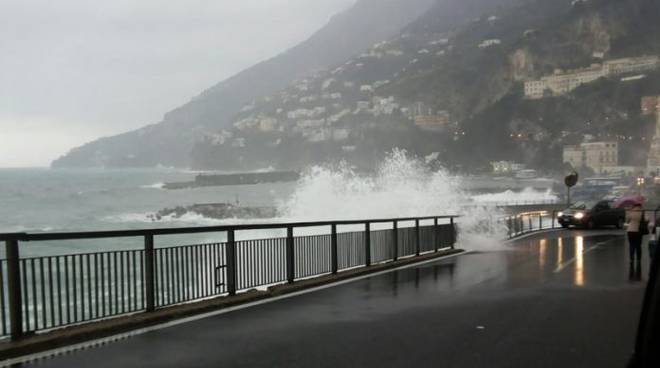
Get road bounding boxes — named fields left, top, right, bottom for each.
left=19, top=230, right=647, bottom=367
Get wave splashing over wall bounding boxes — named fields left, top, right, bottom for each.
left=278, top=149, right=508, bottom=248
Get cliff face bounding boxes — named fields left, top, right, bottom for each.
left=55, top=0, right=660, bottom=171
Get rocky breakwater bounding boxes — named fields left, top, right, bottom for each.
left=164, top=171, right=300, bottom=189
left=148, top=203, right=278, bottom=221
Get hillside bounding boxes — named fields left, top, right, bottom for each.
left=51, top=0, right=436, bottom=168
left=54, top=0, right=660, bottom=172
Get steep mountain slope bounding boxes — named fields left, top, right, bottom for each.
left=188, top=0, right=660, bottom=172
left=52, top=0, right=436, bottom=168
left=55, top=0, right=660, bottom=172
left=445, top=0, right=660, bottom=170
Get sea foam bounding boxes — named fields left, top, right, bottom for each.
left=277, top=149, right=509, bottom=247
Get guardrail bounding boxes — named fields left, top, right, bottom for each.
left=505, top=209, right=660, bottom=239
left=491, top=200, right=559, bottom=207
left=505, top=211, right=559, bottom=239
left=0, top=215, right=458, bottom=341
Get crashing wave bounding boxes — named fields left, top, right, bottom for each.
left=277, top=149, right=508, bottom=246
left=140, top=182, right=165, bottom=189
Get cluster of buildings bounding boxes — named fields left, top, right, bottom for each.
left=413, top=112, right=451, bottom=132
left=491, top=161, right=526, bottom=174
left=233, top=116, right=278, bottom=132
left=646, top=97, right=660, bottom=170
left=524, top=55, right=660, bottom=99
left=403, top=102, right=452, bottom=132
left=642, top=96, right=660, bottom=115
left=563, top=141, right=620, bottom=174
left=560, top=96, right=660, bottom=175
left=478, top=39, right=501, bottom=49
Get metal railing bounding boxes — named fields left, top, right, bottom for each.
left=505, top=211, right=559, bottom=238
left=491, top=199, right=559, bottom=207
left=0, top=215, right=457, bottom=340
left=505, top=209, right=660, bottom=239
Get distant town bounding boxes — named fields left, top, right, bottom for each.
left=494, top=95, right=660, bottom=176
left=524, top=55, right=660, bottom=99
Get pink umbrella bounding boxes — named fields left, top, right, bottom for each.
left=613, top=195, right=646, bottom=209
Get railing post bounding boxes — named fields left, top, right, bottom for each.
left=512, top=217, right=516, bottom=235
left=331, top=224, right=338, bottom=274
left=226, top=229, right=237, bottom=295
left=364, top=222, right=371, bottom=267
left=450, top=217, right=455, bottom=249
left=512, top=216, right=517, bottom=235
left=6, top=239, right=23, bottom=340
left=528, top=216, right=532, bottom=233
left=539, top=214, right=542, bottom=230
left=552, top=210, right=556, bottom=229
left=286, top=226, right=294, bottom=283
left=392, top=221, right=398, bottom=261
left=144, top=234, right=155, bottom=312
left=434, top=218, right=439, bottom=252
left=415, top=219, right=420, bottom=256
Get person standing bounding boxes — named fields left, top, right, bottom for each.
left=650, top=208, right=660, bottom=259
left=626, top=204, right=644, bottom=263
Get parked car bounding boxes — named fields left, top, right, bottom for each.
left=557, top=200, right=625, bottom=229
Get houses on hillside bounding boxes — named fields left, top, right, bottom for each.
left=524, top=55, right=660, bottom=99
left=563, top=141, right=619, bottom=174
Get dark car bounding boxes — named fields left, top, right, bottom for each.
left=557, top=200, right=625, bottom=229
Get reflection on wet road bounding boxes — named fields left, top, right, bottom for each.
left=22, top=230, right=645, bottom=368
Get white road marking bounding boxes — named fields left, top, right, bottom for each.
left=0, top=250, right=469, bottom=367
left=553, top=241, right=608, bottom=273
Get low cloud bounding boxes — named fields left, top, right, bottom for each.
left=0, top=0, right=356, bottom=167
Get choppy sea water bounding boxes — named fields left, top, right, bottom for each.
left=0, top=168, right=295, bottom=256
left=0, top=152, right=558, bottom=257
left=0, top=168, right=294, bottom=233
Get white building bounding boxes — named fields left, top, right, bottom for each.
left=603, top=56, right=659, bottom=75
left=524, top=64, right=606, bottom=99
left=414, top=111, right=450, bottom=132
left=563, top=141, right=619, bottom=174
left=372, top=96, right=399, bottom=115
left=373, top=80, right=390, bottom=89
left=525, top=55, right=660, bottom=99
left=491, top=161, right=526, bottom=174
left=385, top=49, right=404, bottom=56
left=322, top=78, right=335, bottom=89
left=360, top=85, right=374, bottom=93
left=478, top=39, right=501, bottom=48
left=287, top=107, right=326, bottom=120
left=332, top=129, right=350, bottom=141
left=647, top=105, right=660, bottom=170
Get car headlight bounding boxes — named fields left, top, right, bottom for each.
left=574, top=212, right=585, bottom=220
left=557, top=212, right=563, bottom=217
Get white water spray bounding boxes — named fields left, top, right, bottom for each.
left=277, top=149, right=509, bottom=248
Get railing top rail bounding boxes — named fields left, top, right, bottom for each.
left=0, top=215, right=460, bottom=242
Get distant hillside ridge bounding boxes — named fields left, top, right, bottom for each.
left=51, top=0, right=437, bottom=168
left=54, top=0, right=660, bottom=172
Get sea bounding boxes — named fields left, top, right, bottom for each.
left=0, top=168, right=296, bottom=257
left=0, top=153, right=558, bottom=257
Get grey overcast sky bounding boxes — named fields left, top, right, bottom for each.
left=0, top=0, right=356, bottom=167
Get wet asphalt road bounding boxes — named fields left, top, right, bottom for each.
left=22, top=230, right=646, bottom=368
